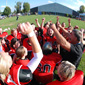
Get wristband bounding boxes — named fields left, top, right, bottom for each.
left=27, top=31, right=35, bottom=37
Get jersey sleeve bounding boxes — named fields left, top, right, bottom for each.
left=19, top=66, right=32, bottom=84
left=27, top=51, right=43, bottom=73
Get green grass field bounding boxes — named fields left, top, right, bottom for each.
left=0, top=15, right=85, bottom=75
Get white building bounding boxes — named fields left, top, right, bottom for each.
left=31, top=3, right=79, bottom=17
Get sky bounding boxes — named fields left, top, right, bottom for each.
left=0, top=0, right=85, bottom=12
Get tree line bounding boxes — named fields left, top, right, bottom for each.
left=2, top=2, right=30, bottom=16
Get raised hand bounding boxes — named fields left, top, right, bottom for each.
left=42, top=18, right=45, bottom=21
left=35, top=19, right=38, bottom=22
left=18, top=22, right=33, bottom=35
left=68, top=18, right=71, bottom=23
left=56, top=16, right=59, bottom=21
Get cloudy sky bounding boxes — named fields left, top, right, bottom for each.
left=0, top=0, right=85, bottom=12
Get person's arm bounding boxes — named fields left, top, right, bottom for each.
left=68, top=18, right=71, bottom=26
left=50, top=24, right=71, bottom=52
left=80, top=29, right=85, bottom=45
left=41, top=18, right=45, bottom=30
left=35, top=19, right=40, bottom=27
left=58, top=23, right=70, bottom=37
left=56, top=16, right=60, bottom=31
left=56, top=16, right=59, bottom=26
left=18, top=22, right=43, bottom=73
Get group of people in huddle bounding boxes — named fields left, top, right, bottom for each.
left=0, top=16, right=84, bottom=85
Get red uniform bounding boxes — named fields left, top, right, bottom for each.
left=34, top=53, right=62, bottom=84
left=35, top=27, right=39, bottom=31
left=43, top=34, right=57, bottom=49
left=6, top=33, right=21, bottom=44
left=2, top=44, right=9, bottom=52
left=15, top=58, right=30, bottom=66
left=6, top=35, right=14, bottom=44
left=9, top=47, right=15, bottom=55
left=0, top=32, right=8, bottom=38
left=23, top=38, right=32, bottom=51
left=17, top=32, right=22, bottom=40
left=37, top=36, right=43, bottom=47
left=60, top=28, right=68, bottom=34
left=5, top=63, right=32, bottom=85
left=46, top=70, right=84, bottom=85
left=43, top=27, right=47, bottom=35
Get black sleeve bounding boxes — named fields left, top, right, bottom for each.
left=19, top=68, right=33, bottom=83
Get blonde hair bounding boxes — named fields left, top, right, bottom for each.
left=58, top=61, right=76, bottom=81
left=0, top=53, right=10, bottom=82
left=15, top=46, right=26, bottom=60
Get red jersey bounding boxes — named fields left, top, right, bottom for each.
left=6, top=35, right=14, bottom=44
left=6, top=34, right=21, bottom=44
left=2, top=44, right=9, bottom=52
left=43, top=27, right=47, bottom=35
left=9, top=47, right=15, bottom=55
left=5, top=63, right=31, bottom=85
left=60, top=28, right=68, bottom=34
left=34, top=53, right=62, bottom=84
left=37, top=36, right=43, bottom=46
left=23, top=38, right=32, bottom=51
left=35, top=27, right=39, bottom=31
left=15, top=58, right=30, bottom=66
left=43, top=34, right=57, bottom=49
left=17, top=32, right=22, bottom=41
left=0, top=32, right=8, bottom=38
left=47, top=70, right=84, bottom=85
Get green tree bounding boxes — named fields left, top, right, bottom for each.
left=15, top=2, right=22, bottom=13
left=79, top=5, right=85, bottom=13
left=3, top=6, right=11, bottom=16
left=23, top=2, right=30, bottom=13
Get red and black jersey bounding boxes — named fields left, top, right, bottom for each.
left=23, top=38, right=32, bottom=51
left=6, top=33, right=21, bottom=44
left=5, top=63, right=32, bottom=85
left=15, top=58, right=30, bottom=66
left=6, top=35, right=14, bottom=44
left=0, top=32, right=8, bottom=38
left=9, top=47, right=15, bottom=55
left=37, top=36, right=43, bottom=46
left=43, top=27, right=47, bottom=35
left=2, top=44, right=9, bottom=52
left=35, top=27, right=39, bottom=31
left=60, top=28, right=68, bottom=34
left=43, top=34, right=57, bottom=49
left=34, top=53, right=62, bottom=84
left=17, top=33, right=22, bottom=41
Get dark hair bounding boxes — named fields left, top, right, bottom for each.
left=31, top=23, right=35, bottom=25
left=0, top=37, right=3, bottom=40
left=42, top=42, right=52, bottom=55
left=73, top=29, right=82, bottom=41
left=11, top=38, right=19, bottom=48
left=44, top=22, right=48, bottom=27
left=62, top=22, right=65, bottom=24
